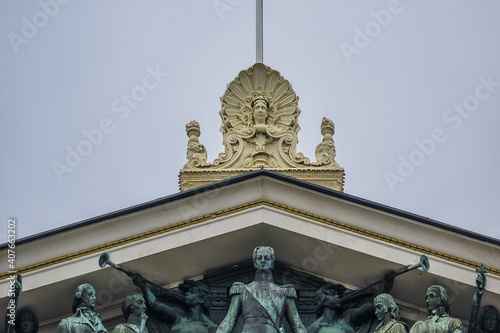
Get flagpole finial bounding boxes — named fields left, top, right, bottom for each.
left=256, top=0, right=263, bottom=63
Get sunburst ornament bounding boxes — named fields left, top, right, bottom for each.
left=179, top=63, right=344, bottom=192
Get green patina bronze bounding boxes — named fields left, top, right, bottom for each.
left=56, top=283, right=107, bottom=333
left=307, top=274, right=397, bottom=333
left=468, top=265, right=499, bottom=333
left=217, top=246, right=307, bottom=333
left=112, top=292, right=149, bottom=333
left=373, top=294, right=407, bottom=333
left=410, top=285, right=463, bottom=333
left=133, top=275, right=217, bottom=333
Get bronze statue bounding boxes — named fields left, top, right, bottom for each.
left=307, top=276, right=395, bottom=333
left=4, top=274, right=39, bottom=333
left=307, top=283, right=358, bottom=333
left=478, top=306, right=499, bottom=333
left=56, top=283, right=107, bottom=333
left=113, top=293, right=148, bottom=333
left=373, top=294, right=407, bottom=333
left=132, top=275, right=217, bottom=333
left=468, top=265, right=498, bottom=333
left=410, top=285, right=464, bottom=333
left=216, top=246, right=307, bottom=333
left=14, top=308, right=39, bottom=333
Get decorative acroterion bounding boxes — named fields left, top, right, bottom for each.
left=179, top=63, right=344, bottom=191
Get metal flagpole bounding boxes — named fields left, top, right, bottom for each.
left=256, top=0, right=263, bottom=63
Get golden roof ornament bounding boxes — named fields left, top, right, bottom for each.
left=179, top=63, right=344, bottom=191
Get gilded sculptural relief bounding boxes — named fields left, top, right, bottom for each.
left=179, top=63, right=344, bottom=191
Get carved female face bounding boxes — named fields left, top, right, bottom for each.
left=253, top=100, right=268, bottom=124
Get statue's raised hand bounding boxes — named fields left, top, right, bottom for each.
left=132, top=273, right=147, bottom=289
left=476, top=272, right=486, bottom=294
left=382, top=271, right=396, bottom=293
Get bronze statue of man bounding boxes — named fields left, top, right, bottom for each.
left=410, top=285, right=463, bottom=333
left=217, top=246, right=307, bottom=333
left=373, top=294, right=407, bottom=333
left=132, top=275, right=217, bottom=333
left=307, top=280, right=395, bottom=333
left=113, top=293, right=148, bottom=333
left=57, top=283, right=107, bottom=333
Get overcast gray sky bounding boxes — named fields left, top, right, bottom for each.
left=1, top=1, right=499, bottom=242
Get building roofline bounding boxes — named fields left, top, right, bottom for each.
left=2, top=169, right=499, bottom=249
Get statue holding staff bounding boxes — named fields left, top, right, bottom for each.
left=468, top=265, right=499, bottom=333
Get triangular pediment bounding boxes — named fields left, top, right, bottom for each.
left=1, top=171, right=499, bottom=332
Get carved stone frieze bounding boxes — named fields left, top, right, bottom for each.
left=179, top=63, right=344, bottom=191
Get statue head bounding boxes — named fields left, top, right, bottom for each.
left=72, top=283, right=96, bottom=313
left=122, top=292, right=147, bottom=321
left=314, top=283, right=346, bottom=316
left=252, top=97, right=269, bottom=125
left=426, top=285, right=450, bottom=316
left=179, top=280, right=212, bottom=315
left=480, top=306, right=499, bottom=333
left=374, top=293, right=400, bottom=322
left=253, top=246, right=275, bottom=272
left=16, top=308, right=38, bottom=333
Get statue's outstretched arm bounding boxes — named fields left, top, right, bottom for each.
left=216, top=294, right=241, bottom=333
left=132, top=274, right=176, bottom=322
left=349, top=302, right=374, bottom=327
